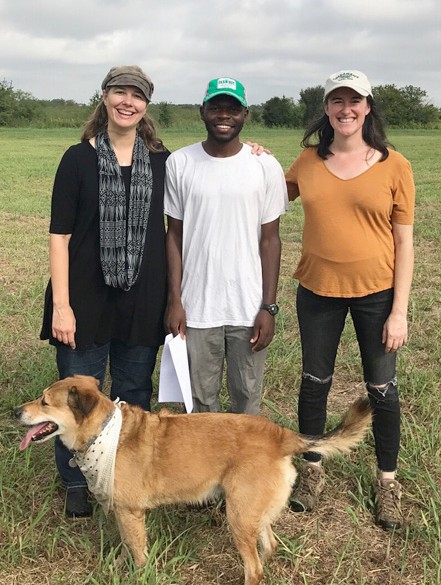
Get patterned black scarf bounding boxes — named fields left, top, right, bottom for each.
left=96, top=131, right=153, bottom=291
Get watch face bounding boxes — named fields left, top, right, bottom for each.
left=262, top=303, right=279, bottom=315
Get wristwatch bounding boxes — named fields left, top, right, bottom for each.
left=260, top=303, right=279, bottom=316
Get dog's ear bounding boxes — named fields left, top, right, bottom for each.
left=67, top=385, right=99, bottom=419
left=72, top=374, right=100, bottom=388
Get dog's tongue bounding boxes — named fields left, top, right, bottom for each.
left=19, top=423, right=49, bottom=451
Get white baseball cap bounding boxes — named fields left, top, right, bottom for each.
left=324, top=70, right=372, bottom=101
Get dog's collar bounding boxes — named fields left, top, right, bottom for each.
left=69, top=397, right=125, bottom=455
left=68, top=398, right=125, bottom=514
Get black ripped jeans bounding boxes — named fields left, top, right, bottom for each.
left=296, top=285, right=400, bottom=472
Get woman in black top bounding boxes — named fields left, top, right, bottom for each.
left=40, top=65, right=169, bottom=517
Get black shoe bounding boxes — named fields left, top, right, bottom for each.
left=65, top=487, right=93, bottom=518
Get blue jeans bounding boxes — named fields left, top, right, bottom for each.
left=55, top=340, right=159, bottom=487
left=296, top=285, right=400, bottom=472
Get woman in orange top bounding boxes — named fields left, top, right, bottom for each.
left=285, top=70, right=415, bottom=530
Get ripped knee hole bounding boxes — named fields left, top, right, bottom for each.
left=302, top=372, right=332, bottom=385
left=366, top=378, right=398, bottom=401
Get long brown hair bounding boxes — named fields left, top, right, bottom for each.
left=81, top=100, right=165, bottom=153
left=302, top=96, right=391, bottom=161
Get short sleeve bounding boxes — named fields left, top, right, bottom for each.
left=260, top=154, right=289, bottom=224
left=285, top=155, right=301, bottom=201
left=391, top=155, right=415, bottom=225
left=164, top=154, right=184, bottom=220
left=49, top=146, right=81, bottom=234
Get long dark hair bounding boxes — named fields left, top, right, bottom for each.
left=302, top=96, right=392, bottom=161
left=81, top=100, right=165, bottom=153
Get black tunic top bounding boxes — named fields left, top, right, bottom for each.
left=40, top=141, right=170, bottom=349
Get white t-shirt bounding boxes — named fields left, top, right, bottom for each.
left=164, top=142, right=288, bottom=328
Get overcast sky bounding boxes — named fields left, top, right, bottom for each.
left=1, top=0, right=440, bottom=107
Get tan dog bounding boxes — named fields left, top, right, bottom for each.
left=15, top=375, right=371, bottom=585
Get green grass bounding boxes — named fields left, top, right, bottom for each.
left=1, top=126, right=440, bottom=584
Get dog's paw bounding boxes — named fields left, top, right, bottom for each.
left=114, top=545, right=148, bottom=570
left=114, top=546, right=130, bottom=569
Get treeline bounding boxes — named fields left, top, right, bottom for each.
left=257, top=84, right=441, bottom=129
left=0, top=80, right=91, bottom=128
left=0, top=80, right=201, bottom=129
left=1, top=79, right=440, bottom=129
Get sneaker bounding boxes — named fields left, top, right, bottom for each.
left=375, top=478, right=402, bottom=530
left=289, top=462, right=325, bottom=512
left=65, top=486, right=93, bottom=518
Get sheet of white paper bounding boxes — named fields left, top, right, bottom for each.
left=158, top=333, right=193, bottom=413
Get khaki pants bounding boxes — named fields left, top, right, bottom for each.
left=186, top=326, right=267, bottom=415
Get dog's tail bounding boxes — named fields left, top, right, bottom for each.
left=282, top=397, right=372, bottom=458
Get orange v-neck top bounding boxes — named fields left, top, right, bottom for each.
left=285, top=147, right=415, bottom=297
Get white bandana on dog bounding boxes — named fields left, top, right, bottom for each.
left=69, top=399, right=124, bottom=514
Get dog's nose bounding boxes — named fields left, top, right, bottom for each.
left=14, top=407, right=23, bottom=419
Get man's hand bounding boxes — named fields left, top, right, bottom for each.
left=164, top=300, right=187, bottom=339
left=250, top=310, right=275, bottom=351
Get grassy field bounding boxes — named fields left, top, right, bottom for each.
left=0, top=125, right=440, bottom=585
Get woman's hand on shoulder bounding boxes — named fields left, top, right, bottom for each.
left=246, top=141, right=272, bottom=156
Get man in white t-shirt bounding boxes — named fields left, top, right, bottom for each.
left=164, top=77, right=288, bottom=414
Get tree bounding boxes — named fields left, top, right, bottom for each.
left=89, top=90, right=102, bottom=110
left=373, top=84, right=440, bottom=127
left=373, top=84, right=406, bottom=126
left=262, top=96, right=291, bottom=127
left=400, top=85, right=439, bottom=126
left=248, top=105, right=263, bottom=125
left=158, top=101, right=173, bottom=128
left=262, top=96, right=303, bottom=128
left=0, top=79, right=43, bottom=126
left=0, top=79, right=16, bottom=125
left=299, top=85, right=324, bottom=127
left=14, top=90, right=43, bottom=124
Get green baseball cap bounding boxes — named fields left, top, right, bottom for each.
left=203, top=77, right=248, bottom=107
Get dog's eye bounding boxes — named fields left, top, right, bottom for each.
left=41, top=397, right=48, bottom=406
